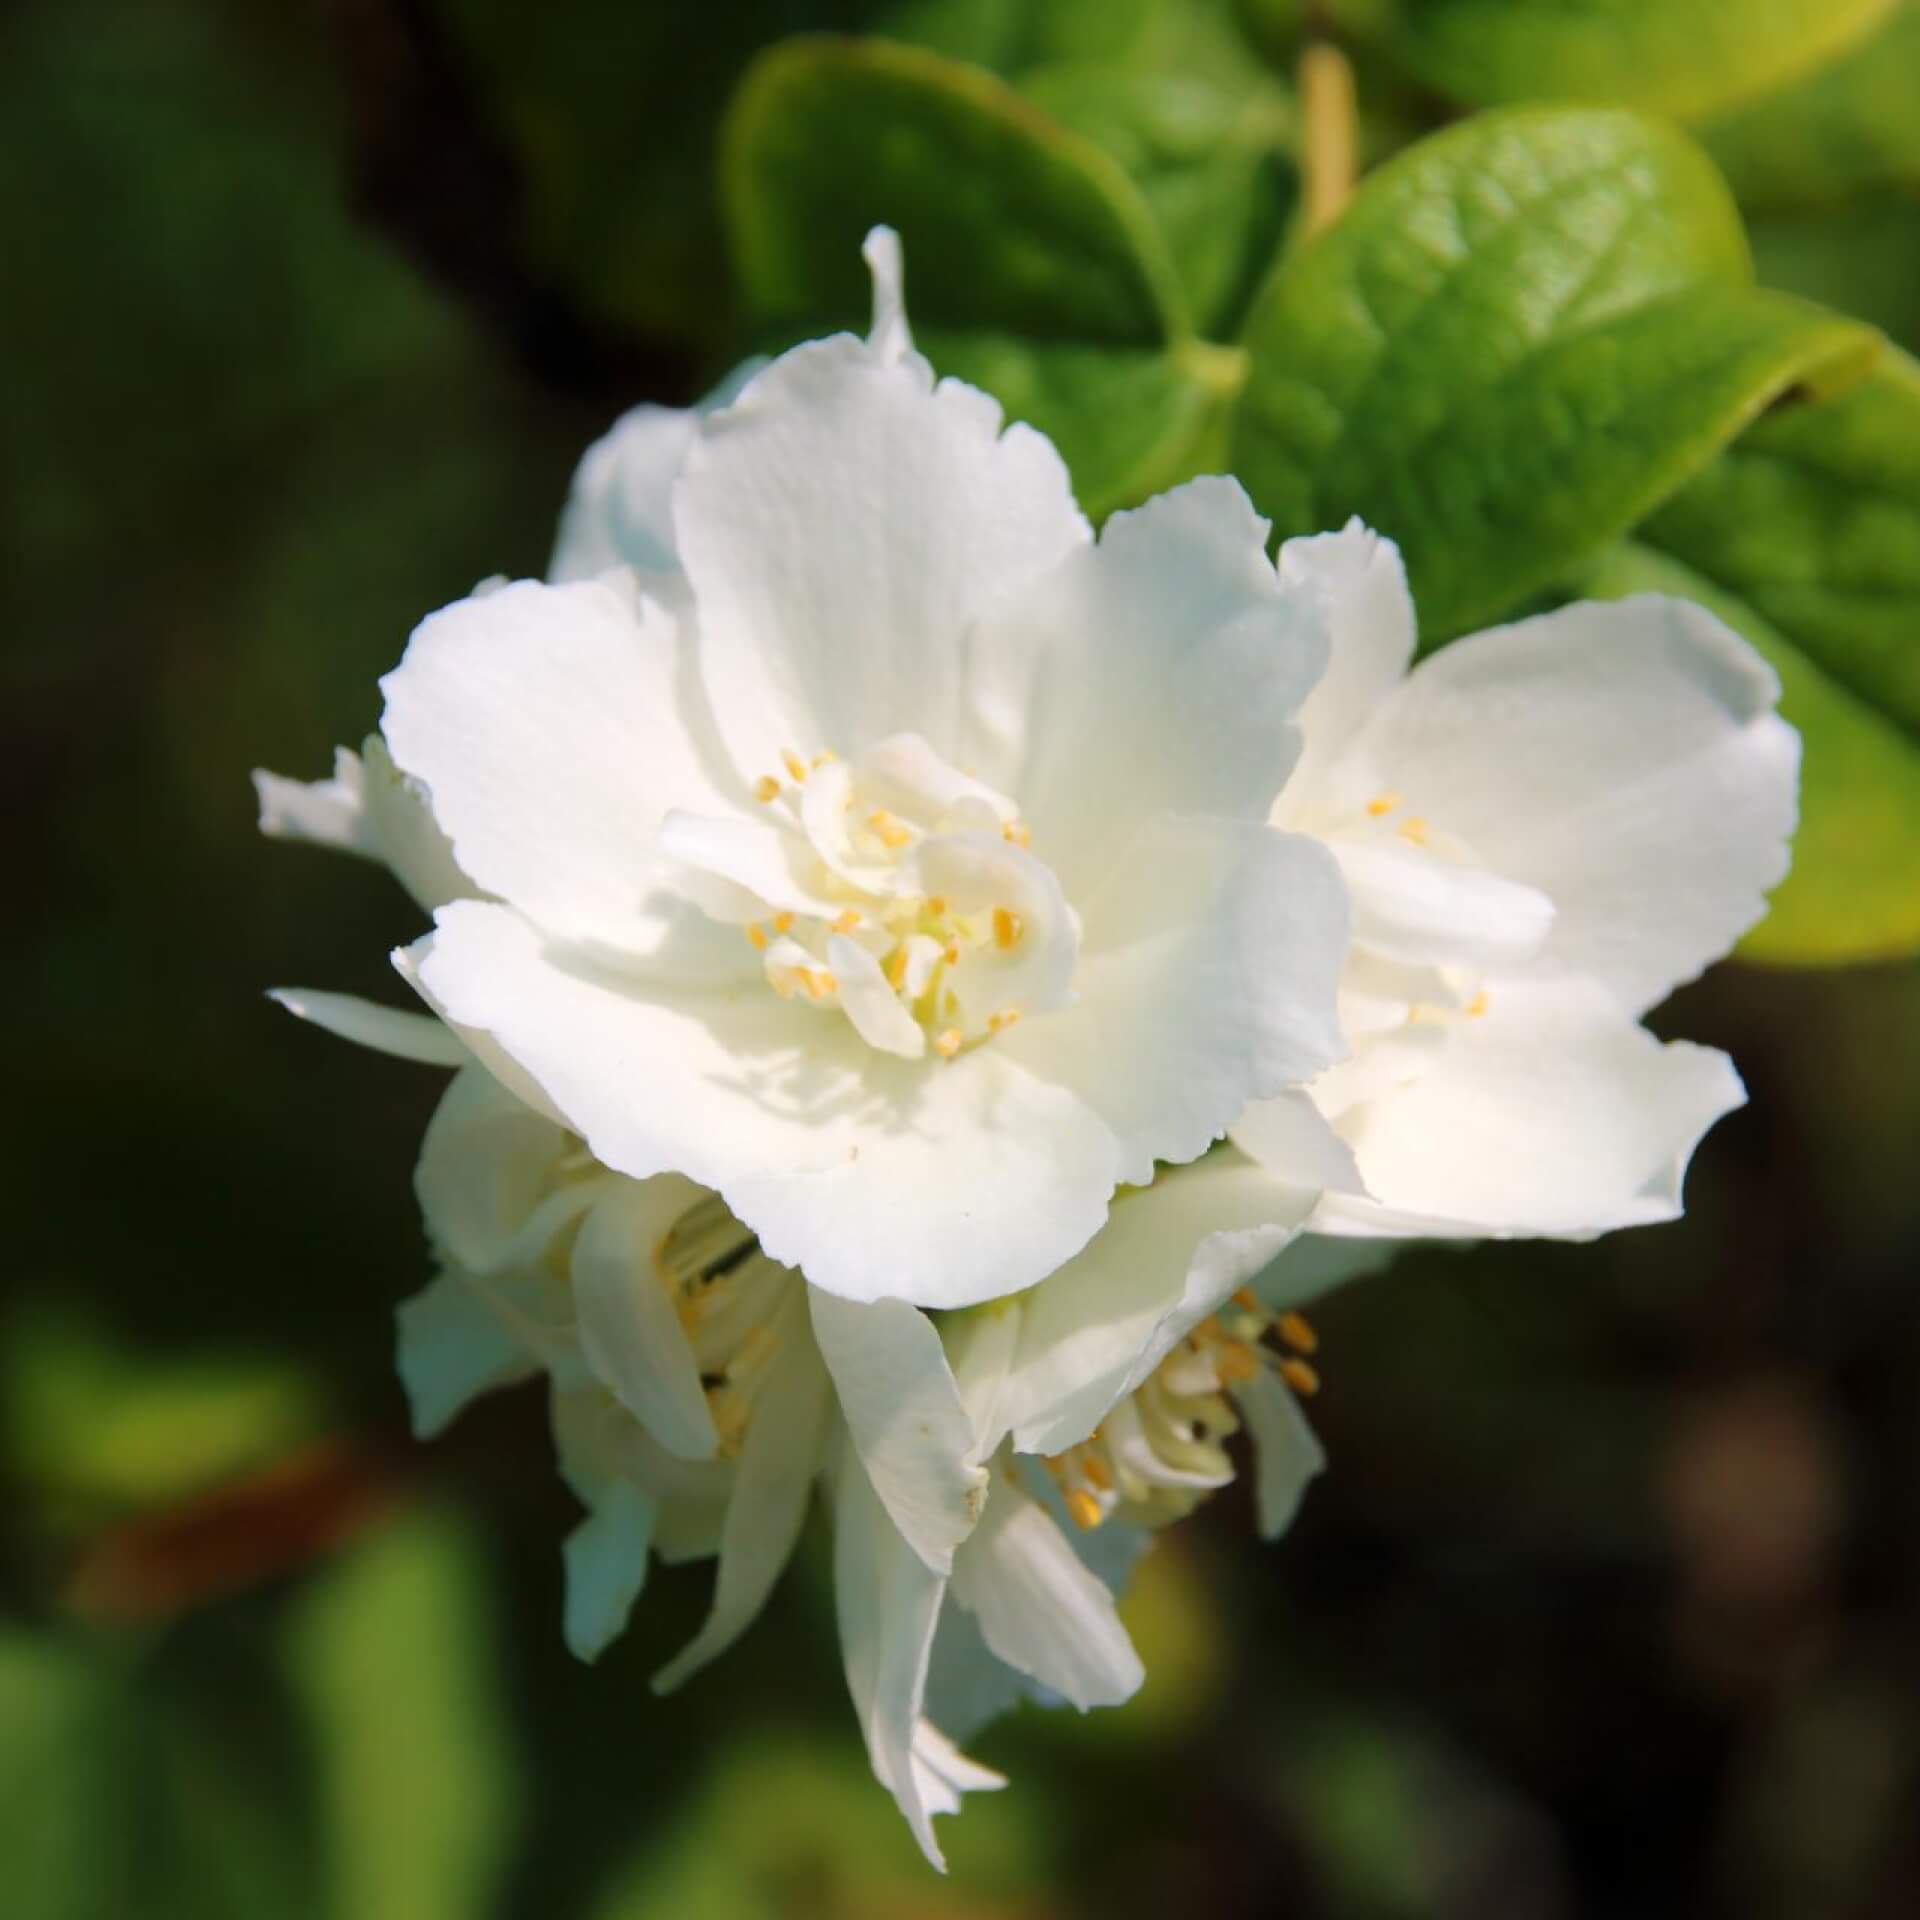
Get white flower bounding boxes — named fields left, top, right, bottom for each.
left=395, top=1059, right=1005, bottom=1866
left=365, top=229, right=1349, bottom=1308
left=1234, top=523, right=1800, bottom=1240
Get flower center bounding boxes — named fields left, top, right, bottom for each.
left=1047, top=1291, right=1323, bottom=1532
left=661, top=732, right=1078, bottom=1062
left=652, top=1191, right=796, bottom=1457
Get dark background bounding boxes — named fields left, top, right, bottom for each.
left=5, top=3, right=1918, bottom=1915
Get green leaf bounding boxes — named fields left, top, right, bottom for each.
left=1232, top=107, right=1881, bottom=640
left=284, top=1509, right=520, bottom=1920
left=1333, top=0, right=1898, bottom=124
left=1703, top=2, right=1920, bottom=210
left=1577, top=543, right=1920, bottom=965
left=1749, top=193, right=1920, bottom=350
left=1643, top=351, right=1920, bottom=741
left=724, top=35, right=1246, bottom=514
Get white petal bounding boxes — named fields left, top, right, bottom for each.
left=1333, top=979, right=1747, bottom=1236
left=947, top=1470, right=1143, bottom=1712
left=675, top=326, right=1088, bottom=785
left=268, top=987, right=469, bottom=1067
left=1234, top=1367, right=1326, bottom=1541
left=807, top=1289, right=986, bottom=1574
left=862, top=225, right=914, bottom=365
left=253, top=748, right=377, bottom=858
left=1272, top=521, right=1416, bottom=822
left=1229, top=1089, right=1367, bottom=1195
left=1345, top=595, right=1798, bottom=1015
left=379, top=577, right=744, bottom=963
left=827, top=934, right=926, bottom=1060
left=830, top=1426, right=955, bottom=1869
left=999, top=1152, right=1320, bottom=1459
left=417, top=901, right=1123, bottom=1308
left=1335, top=841, right=1555, bottom=974
left=912, top=831, right=1078, bottom=1026
left=656, top=809, right=842, bottom=919
left=924, top=1599, right=1033, bottom=1744
left=572, top=1179, right=721, bottom=1460
left=960, top=477, right=1327, bottom=895
left=908, top=1720, right=1006, bottom=1815
left=356, top=733, right=475, bottom=912
left=393, top=1272, right=533, bottom=1438
left=561, top=1477, right=655, bottom=1662
left=1000, top=816, right=1349, bottom=1183
left=549, top=359, right=764, bottom=582
left=652, top=1289, right=829, bottom=1691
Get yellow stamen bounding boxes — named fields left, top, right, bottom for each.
left=1366, top=790, right=1401, bottom=818
left=804, top=970, right=837, bottom=1000
left=752, top=774, right=782, bottom=804
left=1216, top=1341, right=1260, bottom=1384
left=781, top=750, right=809, bottom=783
left=992, top=906, right=1023, bottom=950
left=933, top=1028, right=963, bottom=1060
left=1397, top=816, right=1430, bottom=847
left=1064, top=1488, right=1103, bottom=1531
left=830, top=909, right=861, bottom=934
left=926, top=896, right=947, bottom=919
left=1467, top=988, right=1490, bottom=1017
left=744, top=922, right=768, bottom=951
left=1080, top=1451, right=1113, bottom=1491
left=811, top=749, right=838, bottom=769
left=943, top=944, right=961, bottom=967
left=867, top=808, right=911, bottom=850
left=1278, top=1310, right=1318, bottom=1356
left=1233, top=1287, right=1260, bottom=1312
left=1279, top=1357, right=1322, bottom=1398
left=884, top=946, right=909, bottom=991
left=987, top=1008, right=1021, bottom=1034
left=771, top=911, right=794, bottom=934
left=1002, top=819, right=1031, bottom=848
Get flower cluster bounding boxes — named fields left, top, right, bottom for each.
left=257, top=231, right=1797, bottom=1866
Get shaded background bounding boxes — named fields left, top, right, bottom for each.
left=4, top=1, right=1918, bottom=1915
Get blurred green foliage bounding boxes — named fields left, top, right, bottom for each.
left=4, top=1, right=1918, bottom=1916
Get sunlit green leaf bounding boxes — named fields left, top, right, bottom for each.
left=1233, top=107, right=1881, bottom=639
left=284, top=1509, right=519, bottom=1920
left=1332, top=0, right=1897, bottom=123
left=1579, top=543, right=1920, bottom=965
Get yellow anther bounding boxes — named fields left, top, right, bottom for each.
left=1466, top=988, right=1490, bottom=1017
left=1366, top=790, right=1402, bottom=818
left=781, top=750, right=809, bottom=783
left=1081, top=1451, right=1113, bottom=1492
left=769, top=972, right=797, bottom=999
left=987, top=1008, right=1021, bottom=1034
left=1002, top=819, right=1031, bottom=847
left=1397, top=816, right=1431, bottom=847
left=926, top=895, right=947, bottom=919
left=1233, top=1287, right=1260, bottom=1313
left=933, top=1028, right=963, bottom=1060
left=831, top=908, right=861, bottom=934
left=943, top=944, right=961, bottom=967
left=1279, top=1357, right=1322, bottom=1398
left=771, top=911, right=794, bottom=934
left=884, top=946, right=909, bottom=991
left=752, top=774, right=781, bottom=804
left=866, top=808, right=912, bottom=850
left=1278, top=1310, right=1318, bottom=1356
left=1215, top=1341, right=1260, bottom=1384
left=1064, top=1488, right=1103, bottom=1531
left=992, top=906, right=1023, bottom=950
left=812, top=749, right=838, bottom=769
left=744, top=922, right=768, bottom=951
left=805, top=969, right=837, bottom=1000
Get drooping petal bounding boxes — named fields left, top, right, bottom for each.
left=946, top=1468, right=1144, bottom=1713
left=1328, top=979, right=1747, bottom=1237
left=1228, top=1089, right=1367, bottom=1196
left=959, top=477, right=1327, bottom=895
left=908, top=1721, right=1007, bottom=1820
left=379, top=576, right=746, bottom=965
left=652, top=1288, right=830, bottom=1691
left=355, top=733, right=476, bottom=912
left=1234, top=1367, right=1326, bottom=1541
left=808, top=1288, right=986, bottom=1575
left=675, top=317, right=1088, bottom=783
left=996, top=1152, right=1320, bottom=1460
left=1343, top=595, right=1798, bottom=1016
left=830, top=1425, right=956, bottom=1870
left=572, top=1179, right=721, bottom=1461
left=268, top=987, right=470, bottom=1068
left=924, top=1598, right=1034, bottom=1745
left=1001, top=816, right=1349, bottom=1184
left=393, top=1272, right=534, bottom=1438
left=253, top=748, right=375, bottom=859
left=561, top=1478, right=655, bottom=1662
left=417, top=901, right=1123, bottom=1307
left=1272, top=521, right=1416, bottom=822
left=550, top=359, right=766, bottom=581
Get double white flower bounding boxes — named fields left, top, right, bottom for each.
left=258, top=229, right=1797, bottom=1866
